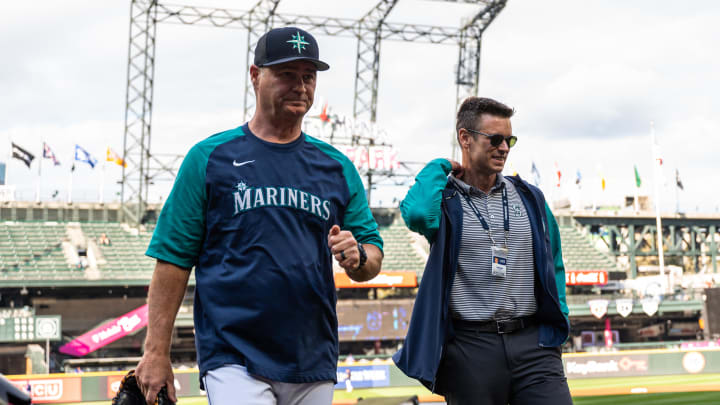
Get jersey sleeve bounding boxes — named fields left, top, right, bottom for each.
left=146, top=143, right=208, bottom=269
left=545, top=202, right=569, bottom=318
left=341, top=162, right=383, bottom=253
left=400, top=158, right=451, bottom=243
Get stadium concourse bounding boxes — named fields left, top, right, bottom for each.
left=0, top=201, right=718, bottom=393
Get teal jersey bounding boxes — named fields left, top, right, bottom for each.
left=147, top=123, right=382, bottom=383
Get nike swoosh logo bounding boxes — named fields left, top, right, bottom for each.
left=233, top=160, right=255, bottom=167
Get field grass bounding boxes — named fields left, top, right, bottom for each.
left=333, top=385, right=433, bottom=400
left=568, top=373, right=720, bottom=396
left=55, top=391, right=720, bottom=405
left=54, top=373, right=720, bottom=404
left=573, top=392, right=720, bottom=405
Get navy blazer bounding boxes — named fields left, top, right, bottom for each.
left=393, top=175, right=570, bottom=392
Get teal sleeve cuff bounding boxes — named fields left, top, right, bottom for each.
left=400, top=158, right=451, bottom=243
left=433, top=158, right=453, bottom=175
left=145, top=248, right=194, bottom=270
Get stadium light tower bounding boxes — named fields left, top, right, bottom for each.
left=120, top=0, right=507, bottom=225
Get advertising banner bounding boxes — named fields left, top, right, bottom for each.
left=335, top=365, right=390, bottom=390
left=334, top=271, right=417, bottom=288
left=59, top=304, right=148, bottom=356
left=10, top=377, right=82, bottom=404
left=563, top=354, right=649, bottom=378
left=566, top=270, right=608, bottom=285
left=105, top=372, right=199, bottom=399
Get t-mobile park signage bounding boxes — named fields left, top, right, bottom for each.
left=566, top=270, right=608, bottom=286
left=341, top=146, right=399, bottom=172
left=59, top=304, right=148, bottom=356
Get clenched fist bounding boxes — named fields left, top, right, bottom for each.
left=328, top=225, right=360, bottom=272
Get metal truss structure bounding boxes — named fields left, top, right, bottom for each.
left=571, top=214, right=720, bottom=277
left=121, top=0, right=507, bottom=224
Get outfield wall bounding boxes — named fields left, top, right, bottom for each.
left=562, top=348, right=720, bottom=378
left=6, top=348, right=719, bottom=403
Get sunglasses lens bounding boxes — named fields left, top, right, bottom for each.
left=490, top=135, right=505, bottom=147
left=507, top=136, right=517, bottom=148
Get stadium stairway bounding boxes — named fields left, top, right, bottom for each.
left=559, top=223, right=620, bottom=274
left=377, top=220, right=428, bottom=280
left=0, top=221, right=157, bottom=286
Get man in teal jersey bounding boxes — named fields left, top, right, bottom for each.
left=135, top=27, right=383, bottom=405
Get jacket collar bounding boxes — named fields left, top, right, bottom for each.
left=449, top=173, right=506, bottom=196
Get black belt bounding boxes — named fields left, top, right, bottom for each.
left=452, top=316, right=537, bottom=334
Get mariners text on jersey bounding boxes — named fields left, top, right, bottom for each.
left=232, top=184, right=332, bottom=220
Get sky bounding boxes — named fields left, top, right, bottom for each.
left=1, top=0, right=718, bottom=213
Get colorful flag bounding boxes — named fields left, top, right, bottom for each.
left=106, top=147, right=127, bottom=168
left=554, top=162, right=562, bottom=187
left=74, top=144, right=97, bottom=169
left=675, top=169, right=684, bottom=190
left=42, top=142, right=60, bottom=166
left=634, top=165, right=642, bottom=188
left=11, top=142, right=34, bottom=168
left=653, top=144, right=663, bottom=166
left=531, top=162, right=541, bottom=186
left=596, top=165, right=606, bottom=191
left=319, top=102, right=330, bottom=123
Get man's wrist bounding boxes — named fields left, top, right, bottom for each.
left=355, top=242, right=367, bottom=271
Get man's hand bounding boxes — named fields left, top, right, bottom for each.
left=134, top=260, right=189, bottom=405
left=447, top=159, right=464, bottom=178
left=135, top=351, right=177, bottom=404
left=328, top=225, right=360, bottom=271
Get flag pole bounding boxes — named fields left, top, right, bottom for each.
left=99, top=156, right=106, bottom=204
left=68, top=149, right=73, bottom=204
left=36, top=143, right=43, bottom=203
left=675, top=168, right=680, bottom=214
left=6, top=140, right=11, bottom=191
left=68, top=168, right=73, bottom=204
left=634, top=180, right=639, bottom=213
left=650, top=122, right=667, bottom=293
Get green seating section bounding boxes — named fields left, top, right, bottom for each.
left=0, top=222, right=79, bottom=281
left=80, top=223, right=155, bottom=279
left=559, top=225, right=620, bottom=273
left=377, top=222, right=426, bottom=278
left=0, top=219, right=625, bottom=286
left=0, top=218, right=429, bottom=285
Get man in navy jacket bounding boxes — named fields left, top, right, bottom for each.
left=393, top=97, right=572, bottom=404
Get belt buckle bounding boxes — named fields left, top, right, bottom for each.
left=497, top=320, right=509, bottom=334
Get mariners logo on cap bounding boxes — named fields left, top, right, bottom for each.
left=287, top=31, right=310, bottom=54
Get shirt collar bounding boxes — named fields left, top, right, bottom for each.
left=450, top=173, right=505, bottom=196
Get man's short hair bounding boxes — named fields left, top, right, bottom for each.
left=456, top=97, right=514, bottom=140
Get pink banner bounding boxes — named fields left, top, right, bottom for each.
left=59, top=304, right=148, bottom=356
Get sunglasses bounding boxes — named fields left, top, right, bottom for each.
left=464, top=128, right=517, bottom=148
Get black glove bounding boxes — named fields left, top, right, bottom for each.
left=112, top=370, right=174, bottom=405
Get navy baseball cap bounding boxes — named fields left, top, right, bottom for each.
left=254, top=27, right=330, bottom=71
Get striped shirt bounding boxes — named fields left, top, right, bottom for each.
left=449, top=174, right=537, bottom=321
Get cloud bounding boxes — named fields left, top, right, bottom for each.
left=517, top=63, right=662, bottom=139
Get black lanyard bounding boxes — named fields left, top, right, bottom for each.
left=453, top=180, right=509, bottom=247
